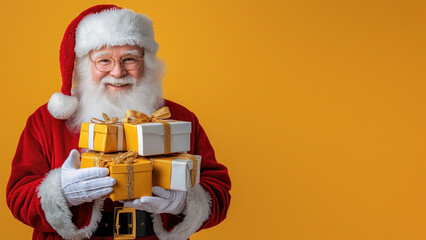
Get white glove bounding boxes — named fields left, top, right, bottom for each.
left=60, top=149, right=116, bottom=206
left=124, top=186, right=186, bottom=215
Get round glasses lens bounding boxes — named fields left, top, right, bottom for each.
left=95, top=58, right=114, bottom=72
left=122, top=56, right=141, bottom=71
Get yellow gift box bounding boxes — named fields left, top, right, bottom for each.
left=150, top=154, right=201, bottom=191
left=79, top=122, right=126, bottom=153
left=80, top=151, right=152, bottom=201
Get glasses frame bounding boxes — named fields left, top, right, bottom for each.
left=89, top=54, right=144, bottom=73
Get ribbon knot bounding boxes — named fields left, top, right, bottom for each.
left=122, top=107, right=171, bottom=124
left=91, top=113, right=120, bottom=125
left=94, top=150, right=139, bottom=167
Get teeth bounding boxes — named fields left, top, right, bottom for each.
left=109, top=83, right=128, bottom=87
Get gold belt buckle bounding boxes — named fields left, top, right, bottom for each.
left=114, top=207, right=136, bottom=240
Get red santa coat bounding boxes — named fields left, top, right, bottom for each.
left=7, top=99, right=231, bottom=240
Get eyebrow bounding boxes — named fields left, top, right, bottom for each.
left=91, top=51, right=109, bottom=59
left=124, top=50, right=141, bottom=56
left=91, top=49, right=142, bottom=59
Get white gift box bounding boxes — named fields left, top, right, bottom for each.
left=150, top=155, right=201, bottom=191
left=124, top=121, right=191, bottom=156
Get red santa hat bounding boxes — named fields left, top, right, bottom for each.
left=47, top=4, right=159, bottom=119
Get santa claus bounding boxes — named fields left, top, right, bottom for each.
left=6, top=5, right=231, bottom=240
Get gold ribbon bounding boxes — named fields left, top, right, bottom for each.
left=126, top=164, right=134, bottom=199
left=93, top=150, right=139, bottom=167
left=122, top=107, right=171, bottom=124
left=93, top=151, right=140, bottom=199
left=123, top=107, right=172, bottom=154
left=91, top=113, right=120, bottom=125
left=159, top=153, right=199, bottom=188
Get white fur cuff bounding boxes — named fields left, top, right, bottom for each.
left=151, top=184, right=212, bottom=240
left=37, top=168, right=104, bottom=240
left=47, top=92, right=79, bottom=120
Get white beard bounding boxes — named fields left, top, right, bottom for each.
left=67, top=54, right=165, bottom=132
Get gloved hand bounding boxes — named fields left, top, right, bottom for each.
left=60, top=149, right=116, bottom=206
left=123, top=186, right=186, bottom=215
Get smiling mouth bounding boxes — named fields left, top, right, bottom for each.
left=106, top=83, right=130, bottom=87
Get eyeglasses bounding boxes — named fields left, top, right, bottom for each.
left=90, top=55, right=144, bottom=72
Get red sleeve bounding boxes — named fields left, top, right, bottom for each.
left=6, top=112, right=55, bottom=232
left=164, top=100, right=232, bottom=230
left=192, top=115, right=232, bottom=229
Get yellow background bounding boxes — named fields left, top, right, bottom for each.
left=1, top=0, right=425, bottom=239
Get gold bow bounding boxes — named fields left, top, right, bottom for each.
left=123, top=107, right=172, bottom=154
left=91, top=113, right=120, bottom=125
left=94, top=150, right=139, bottom=167
left=122, top=107, right=171, bottom=124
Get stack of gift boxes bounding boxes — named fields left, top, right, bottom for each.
left=78, top=108, right=201, bottom=201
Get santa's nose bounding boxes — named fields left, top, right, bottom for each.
left=109, top=63, right=127, bottom=78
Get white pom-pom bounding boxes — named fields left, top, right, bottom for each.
left=47, top=92, right=79, bottom=120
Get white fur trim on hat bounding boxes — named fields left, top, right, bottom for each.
left=37, top=168, right=104, bottom=240
left=151, top=184, right=212, bottom=240
left=47, top=92, right=79, bottom=120
left=75, top=8, right=159, bottom=58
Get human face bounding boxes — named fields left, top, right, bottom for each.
left=89, top=45, right=144, bottom=94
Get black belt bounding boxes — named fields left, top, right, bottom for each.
left=94, top=208, right=155, bottom=238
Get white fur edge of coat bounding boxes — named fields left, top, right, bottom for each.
left=37, top=168, right=104, bottom=240
left=151, top=184, right=212, bottom=240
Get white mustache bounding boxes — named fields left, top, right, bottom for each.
left=101, top=75, right=137, bottom=85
